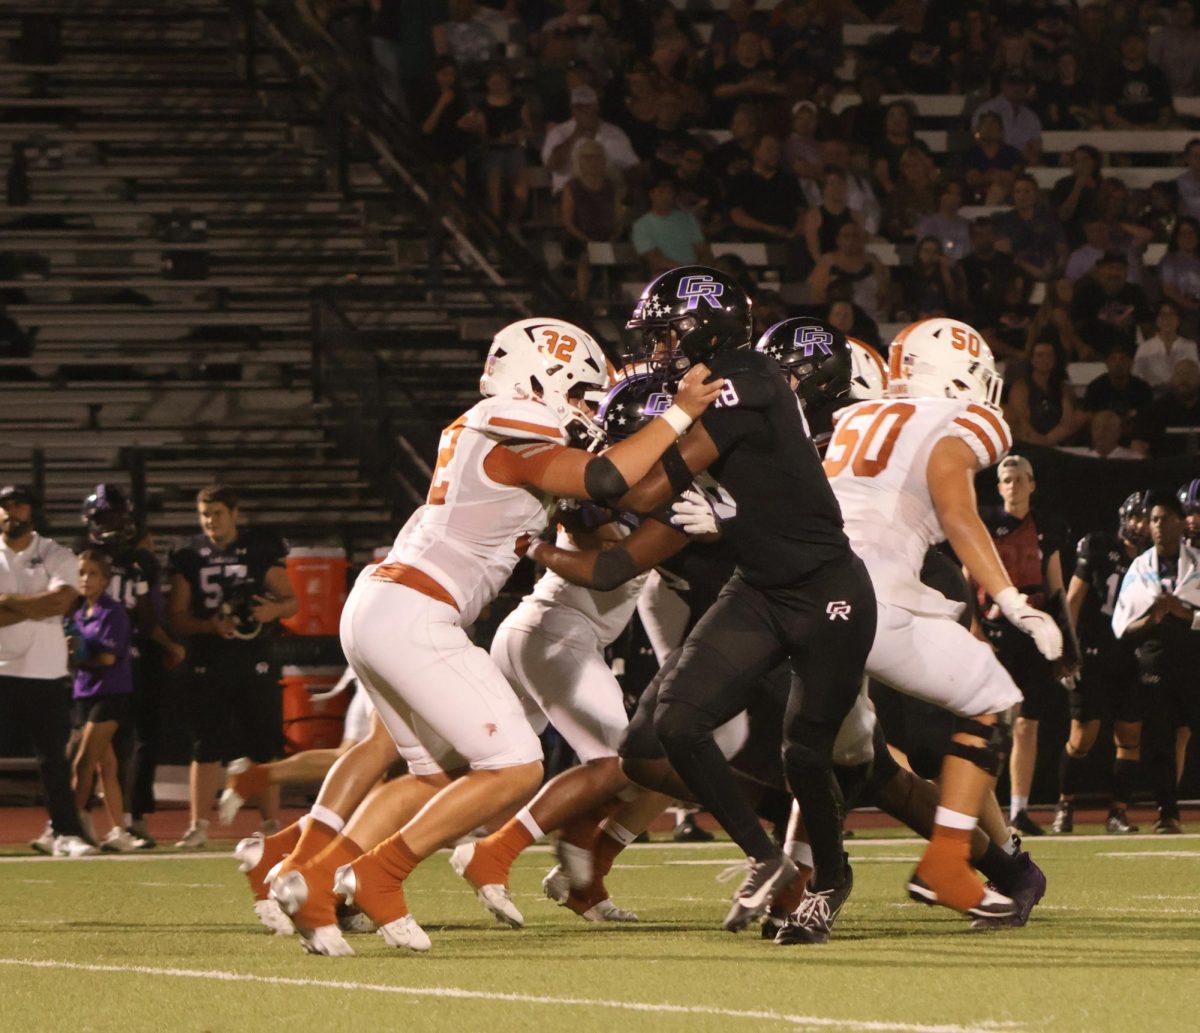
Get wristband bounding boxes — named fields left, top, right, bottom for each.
left=659, top=404, right=693, bottom=437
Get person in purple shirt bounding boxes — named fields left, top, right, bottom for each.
left=67, top=549, right=138, bottom=851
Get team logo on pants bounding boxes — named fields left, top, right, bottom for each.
left=676, top=274, right=725, bottom=311
left=826, top=601, right=852, bottom=621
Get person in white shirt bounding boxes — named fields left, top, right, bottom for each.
left=1060, top=409, right=1146, bottom=459
left=0, top=485, right=89, bottom=855
left=1133, top=300, right=1200, bottom=392
left=972, top=70, right=1044, bottom=166
left=541, top=84, right=639, bottom=194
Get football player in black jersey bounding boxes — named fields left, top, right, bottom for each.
left=533, top=268, right=876, bottom=936
left=77, top=485, right=184, bottom=848
left=1179, top=479, right=1200, bottom=546
left=167, top=484, right=297, bottom=848
left=1054, top=491, right=1150, bottom=834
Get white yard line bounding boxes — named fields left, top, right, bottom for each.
left=0, top=958, right=1028, bottom=1033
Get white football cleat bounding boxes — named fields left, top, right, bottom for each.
left=448, top=842, right=524, bottom=928
left=53, top=835, right=99, bottom=858
left=338, top=909, right=378, bottom=935
left=299, top=924, right=354, bottom=957
left=174, top=821, right=208, bottom=850
left=253, top=899, right=295, bottom=936
left=581, top=898, right=639, bottom=923
left=234, top=834, right=264, bottom=874
left=218, top=758, right=255, bottom=825
left=269, top=869, right=309, bottom=917
left=542, top=865, right=569, bottom=905
left=101, top=827, right=140, bottom=853
left=555, top=839, right=593, bottom=891
left=377, top=914, right=432, bottom=952
left=30, top=823, right=56, bottom=855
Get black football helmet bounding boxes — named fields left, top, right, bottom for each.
left=625, top=265, right=752, bottom=377
left=597, top=369, right=676, bottom=443
left=1117, top=489, right=1149, bottom=548
left=754, top=317, right=851, bottom=408
left=1179, top=479, right=1200, bottom=543
left=82, top=484, right=137, bottom=546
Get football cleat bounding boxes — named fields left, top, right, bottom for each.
left=101, top=827, right=141, bottom=853
left=449, top=842, right=524, bottom=928
left=52, top=835, right=99, bottom=858
left=253, top=899, right=295, bottom=936
left=1106, top=808, right=1139, bottom=834
left=723, top=855, right=799, bottom=933
left=174, top=821, right=208, bottom=850
left=127, top=821, right=156, bottom=849
left=542, top=864, right=570, bottom=905
left=218, top=758, right=254, bottom=825
left=234, top=834, right=264, bottom=873
left=337, top=905, right=378, bottom=935
left=377, top=914, right=432, bottom=952
left=1050, top=801, right=1073, bottom=835
left=269, top=869, right=310, bottom=917
left=672, top=813, right=714, bottom=842
left=555, top=839, right=594, bottom=891
left=1009, top=809, right=1045, bottom=837
left=580, top=898, right=639, bottom=923
left=1154, top=816, right=1183, bottom=835
left=774, top=857, right=853, bottom=946
left=298, top=924, right=355, bottom=957
left=970, top=851, right=1047, bottom=931
left=907, top=871, right=1016, bottom=919
left=541, top=866, right=638, bottom=922
left=30, top=823, right=56, bottom=855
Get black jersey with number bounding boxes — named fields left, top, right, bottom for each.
left=697, top=349, right=849, bottom=588
left=1073, top=531, right=1133, bottom=647
left=74, top=536, right=162, bottom=635
left=169, top=527, right=288, bottom=627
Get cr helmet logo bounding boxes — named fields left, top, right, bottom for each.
left=794, top=326, right=834, bottom=358
left=645, top=391, right=674, bottom=415
left=676, top=274, right=725, bottom=311
left=826, top=600, right=852, bottom=621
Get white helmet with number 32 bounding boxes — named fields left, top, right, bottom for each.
left=480, top=317, right=614, bottom=445
left=884, top=318, right=1002, bottom=410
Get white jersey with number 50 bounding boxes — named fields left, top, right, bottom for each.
left=386, top=396, right=567, bottom=626
left=825, top=397, right=1012, bottom=617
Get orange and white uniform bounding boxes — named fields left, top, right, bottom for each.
left=826, top=397, right=1024, bottom=717
left=340, top=396, right=574, bottom=776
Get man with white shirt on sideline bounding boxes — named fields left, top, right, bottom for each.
left=1133, top=300, right=1200, bottom=393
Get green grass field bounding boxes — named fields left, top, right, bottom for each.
left=2, top=832, right=1198, bottom=1033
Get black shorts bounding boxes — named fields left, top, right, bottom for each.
left=72, top=693, right=133, bottom=728
left=1069, top=642, right=1141, bottom=724
left=986, top=623, right=1060, bottom=723
left=183, top=645, right=282, bottom=764
left=868, top=681, right=955, bottom=781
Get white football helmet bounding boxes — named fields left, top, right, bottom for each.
left=480, top=317, right=614, bottom=445
left=847, top=337, right=886, bottom=400
left=884, top=318, right=1002, bottom=410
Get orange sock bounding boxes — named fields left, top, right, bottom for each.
left=233, top=763, right=271, bottom=801
left=560, top=800, right=619, bottom=851
left=245, top=819, right=303, bottom=900
left=916, top=825, right=983, bottom=911
left=592, top=823, right=631, bottom=881
left=277, top=817, right=338, bottom=878
left=465, top=821, right=535, bottom=887
left=291, top=834, right=363, bottom=930
left=349, top=835, right=420, bottom=925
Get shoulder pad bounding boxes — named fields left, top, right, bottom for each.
left=467, top=397, right=569, bottom=445
left=945, top=401, right=1013, bottom=469
left=709, top=351, right=777, bottom=410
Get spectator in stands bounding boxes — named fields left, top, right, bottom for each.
left=1004, top=338, right=1082, bottom=446
left=613, top=59, right=659, bottom=159
left=961, top=216, right=1017, bottom=333
left=750, top=288, right=789, bottom=340
left=1050, top=144, right=1102, bottom=247
left=971, top=68, right=1043, bottom=166
left=994, top=173, right=1068, bottom=282
left=962, top=110, right=1024, bottom=205
left=1112, top=491, right=1200, bottom=834
left=1072, top=251, right=1155, bottom=356
left=1027, top=276, right=1085, bottom=361
left=991, top=20, right=1035, bottom=81
left=1076, top=2, right=1124, bottom=95
left=1060, top=409, right=1145, bottom=460
left=1155, top=358, right=1200, bottom=455
left=542, top=85, right=639, bottom=194
left=708, top=29, right=785, bottom=127
left=838, top=70, right=886, bottom=147
left=869, top=100, right=921, bottom=197
left=1022, top=3, right=1073, bottom=65
left=1082, top=342, right=1156, bottom=455
left=1159, top=215, right=1200, bottom=337
left=1148, top=0, right=1200, bottom=97
left=1102, top=28, right=1174, bottom=129
left=1138, top=180, right=1180, bottom=244
left=672, top=141, right=726, bottom=238
left=809, top=220, right=889, bottom=323
left=768, top=0, right=842, bottom=80
left=881, top=145, right=941, bottom=243
left=631, top=174, right=712, bottom=275
left=894, top=236, right=964, bottom=321
left=706, top=103, right=759, bottom=190
left=785, top=100, right=823, bottom=181
left=1064, top=212, right=1147, bottom=285
left=914, top=179, right=972, bottom=263
left=803, top=167, right=861, bottom=263
left=559, top=139, right=623, bottom=305
left=0, top=485, right=91, bottom=856
left=541, top=1, right=614, bottom=82
left=444, top=0, right=502, bottom=80
left=1040, top=49, right=1099, bottom=130
left=825, top=289, right=882, bottom=353
left=802, top=138, right=881, bottom=236
left=991, top=269, right=1039, bottom=361
left=1134, top=300, right=1200, bottom=393
left=1177, top=139, right=1200, bottom=221
left=479, top=65, right=530, bottom=225
left=417, top=57, right=483, bottom=184
left=708, top=0, right=771, bottom=65
left=728, top=133, right=806, bottom=247
left=1097, top=176, right=1153, bottom=260
left=945, top=5, right=992, bottom=94
left=870, top=0, right=950, bottom=94
left=368, top=0, right=447, bottom=118
left=646, top=89, right=693, bottom=170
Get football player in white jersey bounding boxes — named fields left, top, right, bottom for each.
left=823, top=318, right=1062, bottom=920
left=266, top=317, right=722, bottom=955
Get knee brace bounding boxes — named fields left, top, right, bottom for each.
left=946, top=716, right=1010, bottom=778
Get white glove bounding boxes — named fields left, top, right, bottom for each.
left=670, top=486, right=719, bottom=537
left=995, top=586, right=1063, bottom=661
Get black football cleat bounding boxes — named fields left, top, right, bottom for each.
left=1050, top=801, right=1073, bottom=834
left=775, top=859, right=853, bottom=946
left=907, top=871, right=1016, bottom=920
left=1010, top=809, right=1045, bottom=837
left=970, top=851, right=1047, bottom=930
left=1154, top=815, right=1183, bottom=835
left=673, top=813, right=714, bottom=843
left=723, top=855, right=798, bottom=932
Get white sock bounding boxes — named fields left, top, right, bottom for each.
left=933, top=806, right=978, bottom=832
left=599, top=819, right=637, bottom=846
left=122, top=813, right=132, bottom=827
left=785, top=840, right=814, bottom=869
left=309, top=804, right=344, bottom=833
left=1010, top=795, right=1028, bottom=820
left=515, top=807, right=544, bottom=842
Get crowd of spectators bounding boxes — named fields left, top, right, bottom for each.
left=358, top=0, right=1200, bottom=460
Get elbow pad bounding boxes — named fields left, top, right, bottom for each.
left=592, top=547, right=640, bottom=592
left=584, top=455, right=629, bottom=502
